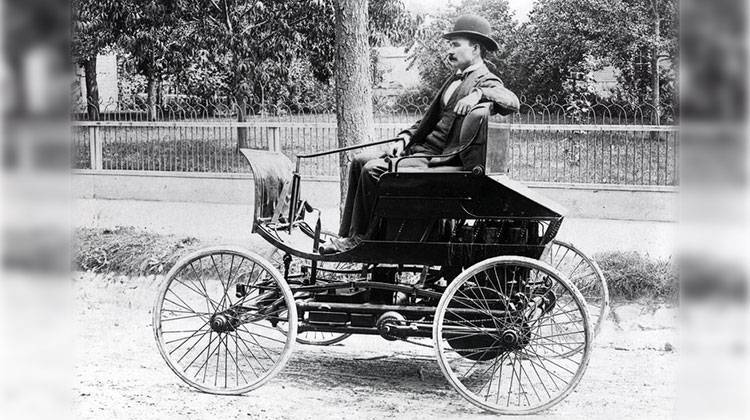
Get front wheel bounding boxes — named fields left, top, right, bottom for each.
left=433, top=256, right=592, bottom=415
left=153, top=246, right=297, bottom=394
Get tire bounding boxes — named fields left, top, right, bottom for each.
left=296, top=331, right=351, bottom=346
left=153, top=246, right=297, bottom=394
left=433, top=256, right=593, bottom=415
left=541, top=240, right=610, bottom=338
left=277, top=308, right=352, bottom=346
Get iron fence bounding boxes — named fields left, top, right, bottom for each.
left=72, top=96, right=678, bottom=186
left=72, top=94, right=677, bottom=125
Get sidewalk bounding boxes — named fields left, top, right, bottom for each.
left=74, top=198, right=676, bottom=259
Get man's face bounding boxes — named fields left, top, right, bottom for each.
left=446, top=37, right=479, bottom=71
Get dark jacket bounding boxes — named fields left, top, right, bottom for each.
left=400, top=63, right=519, bottom=164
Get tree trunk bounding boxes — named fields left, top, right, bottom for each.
left=236, top=95, right=249, bottom=151
left=146, top=75, right=157, bottom=121
left=83, top=58, right=100, bottom=121
left=651, top=18, right=661, bottom=126
left=156, top=79, right=163, bottom=106
left=334, top=0, right=375, bottom=219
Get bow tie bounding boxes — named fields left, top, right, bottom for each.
left=449, top=72, right=467, bottom=82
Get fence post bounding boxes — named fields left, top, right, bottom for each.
left=268, top=126, right=281, bottom=152
left=89, top=125, right=103, bottom=170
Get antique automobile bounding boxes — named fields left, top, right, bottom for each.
left=152, top=104, right=609, bottom=415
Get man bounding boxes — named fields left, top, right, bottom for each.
left=321, top=14, right=519, bottom=254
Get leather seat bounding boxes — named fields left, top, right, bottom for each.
left=396, top=166, right=464, bottom=173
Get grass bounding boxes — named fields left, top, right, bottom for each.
left=74, top=227, right=202, bottom=276
left=74, top=227, right=678, bottom=302
left=507, top=129, right=678, bottom=185
left=73, top=123, right=678, bottom=185
left=595, top=250, right=678, bottom=302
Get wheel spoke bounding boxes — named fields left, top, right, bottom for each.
left=544, top=241, right=609, bottom=338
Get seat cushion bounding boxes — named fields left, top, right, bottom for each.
left=396, top=166, right=465, bottom=173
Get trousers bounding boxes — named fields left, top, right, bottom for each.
left=338, top=150, right=430, bottom=238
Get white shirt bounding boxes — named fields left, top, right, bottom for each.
left=442, top=62, right=484, bottom=106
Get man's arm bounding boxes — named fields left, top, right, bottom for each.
left=474, top=78, right=520, bottom=115
left=453, top=76, right=520, bottom=116
left=398, top=119, right=421, bottom=139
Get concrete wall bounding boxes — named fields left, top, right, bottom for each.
left=72, top=170, right=677, bottom=222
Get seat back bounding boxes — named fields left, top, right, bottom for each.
left=485, top=115, right=511, bottom=175
left=454, top=103, right=490, bottom=171
left=431, top=103, right=510, bottom=174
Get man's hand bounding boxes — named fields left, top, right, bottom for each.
left=454, top=89, right=482, bottom=116
left=391, top=133, right=410, bottom=157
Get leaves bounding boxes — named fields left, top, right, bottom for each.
left=406, top=0, right=677, bottom=108
left=72, top=0, right=124, bottom=63
left=74, top=0, right=416, bottom=110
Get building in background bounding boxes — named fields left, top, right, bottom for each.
left=73, top=54, right=118, bottom=110
left=373, top=46, right=421, bottom=96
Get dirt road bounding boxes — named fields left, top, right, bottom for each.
left=74, top=273, right=677, bottom=419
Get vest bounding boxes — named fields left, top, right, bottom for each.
left=409, top=68, right=493, bottom=156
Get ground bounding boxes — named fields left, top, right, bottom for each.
left=73, top=273, right=677, bottom=420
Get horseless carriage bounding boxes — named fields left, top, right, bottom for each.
left=152, top=104, right=610, bottom=415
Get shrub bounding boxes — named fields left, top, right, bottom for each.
left=74, top=227, right=201, bottom=275
left=595, top=251, right=678, bottom=302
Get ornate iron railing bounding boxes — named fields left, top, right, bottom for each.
left=72, top=96, right=678, bottom=186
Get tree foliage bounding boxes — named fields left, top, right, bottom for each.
left=512, top=0, right=597, bottom=100
left=585, top=0, right=678, bottom=108
left=172, top=0, right=334, bottom=108
left=369, top=0, right=420, bottom=47
left=71, top=0, right=124, bottom=64
left=73, top=0, right=416, bottom=113
left=72, top=0, right=128, bottom=118
left=124, top=0, right=414, bottom=112
left=117, top=0, right=183, bottom=82
left=405, top=0, right=678, bottom=108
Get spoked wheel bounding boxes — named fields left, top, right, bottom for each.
left=153, top=246, right=297, bottom=394
left=433, top=256, right=592, bottom=415
left=296, top=329, right=351, bottom=346
left=277, top=307, right=352, bottom=346
left=541, top=240, right=609, bottom=338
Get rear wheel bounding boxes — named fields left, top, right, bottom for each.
left=153, top=246, right=297, bottom=394
left=541, top=240, right=609, bottom=338
left=433, top=256, right=592, bottom=415
left=270, top=249, right=355, bottom=346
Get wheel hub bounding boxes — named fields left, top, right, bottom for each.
left=499, top=325, right=530, bottom=351
left=376, top=311, right=406, bottom=341
left=210, top=312, right=239, bottom=333
left=445, top=285, right=537, bottom=360
left=501, top=329, right=519, bottom=346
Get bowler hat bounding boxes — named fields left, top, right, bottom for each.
left=442, top=14, right=499, bottom=52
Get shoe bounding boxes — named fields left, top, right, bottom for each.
left=319, top=235, right=363, bottom=255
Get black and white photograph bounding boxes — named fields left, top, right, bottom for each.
left=1, top=0, right=748, bottom=419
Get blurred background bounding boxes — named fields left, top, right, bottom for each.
left=2, top=0, right=749, bottom=418
left=678, top=1, right=748, bottom=418
left=3, top=0, right=71, bottom=419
